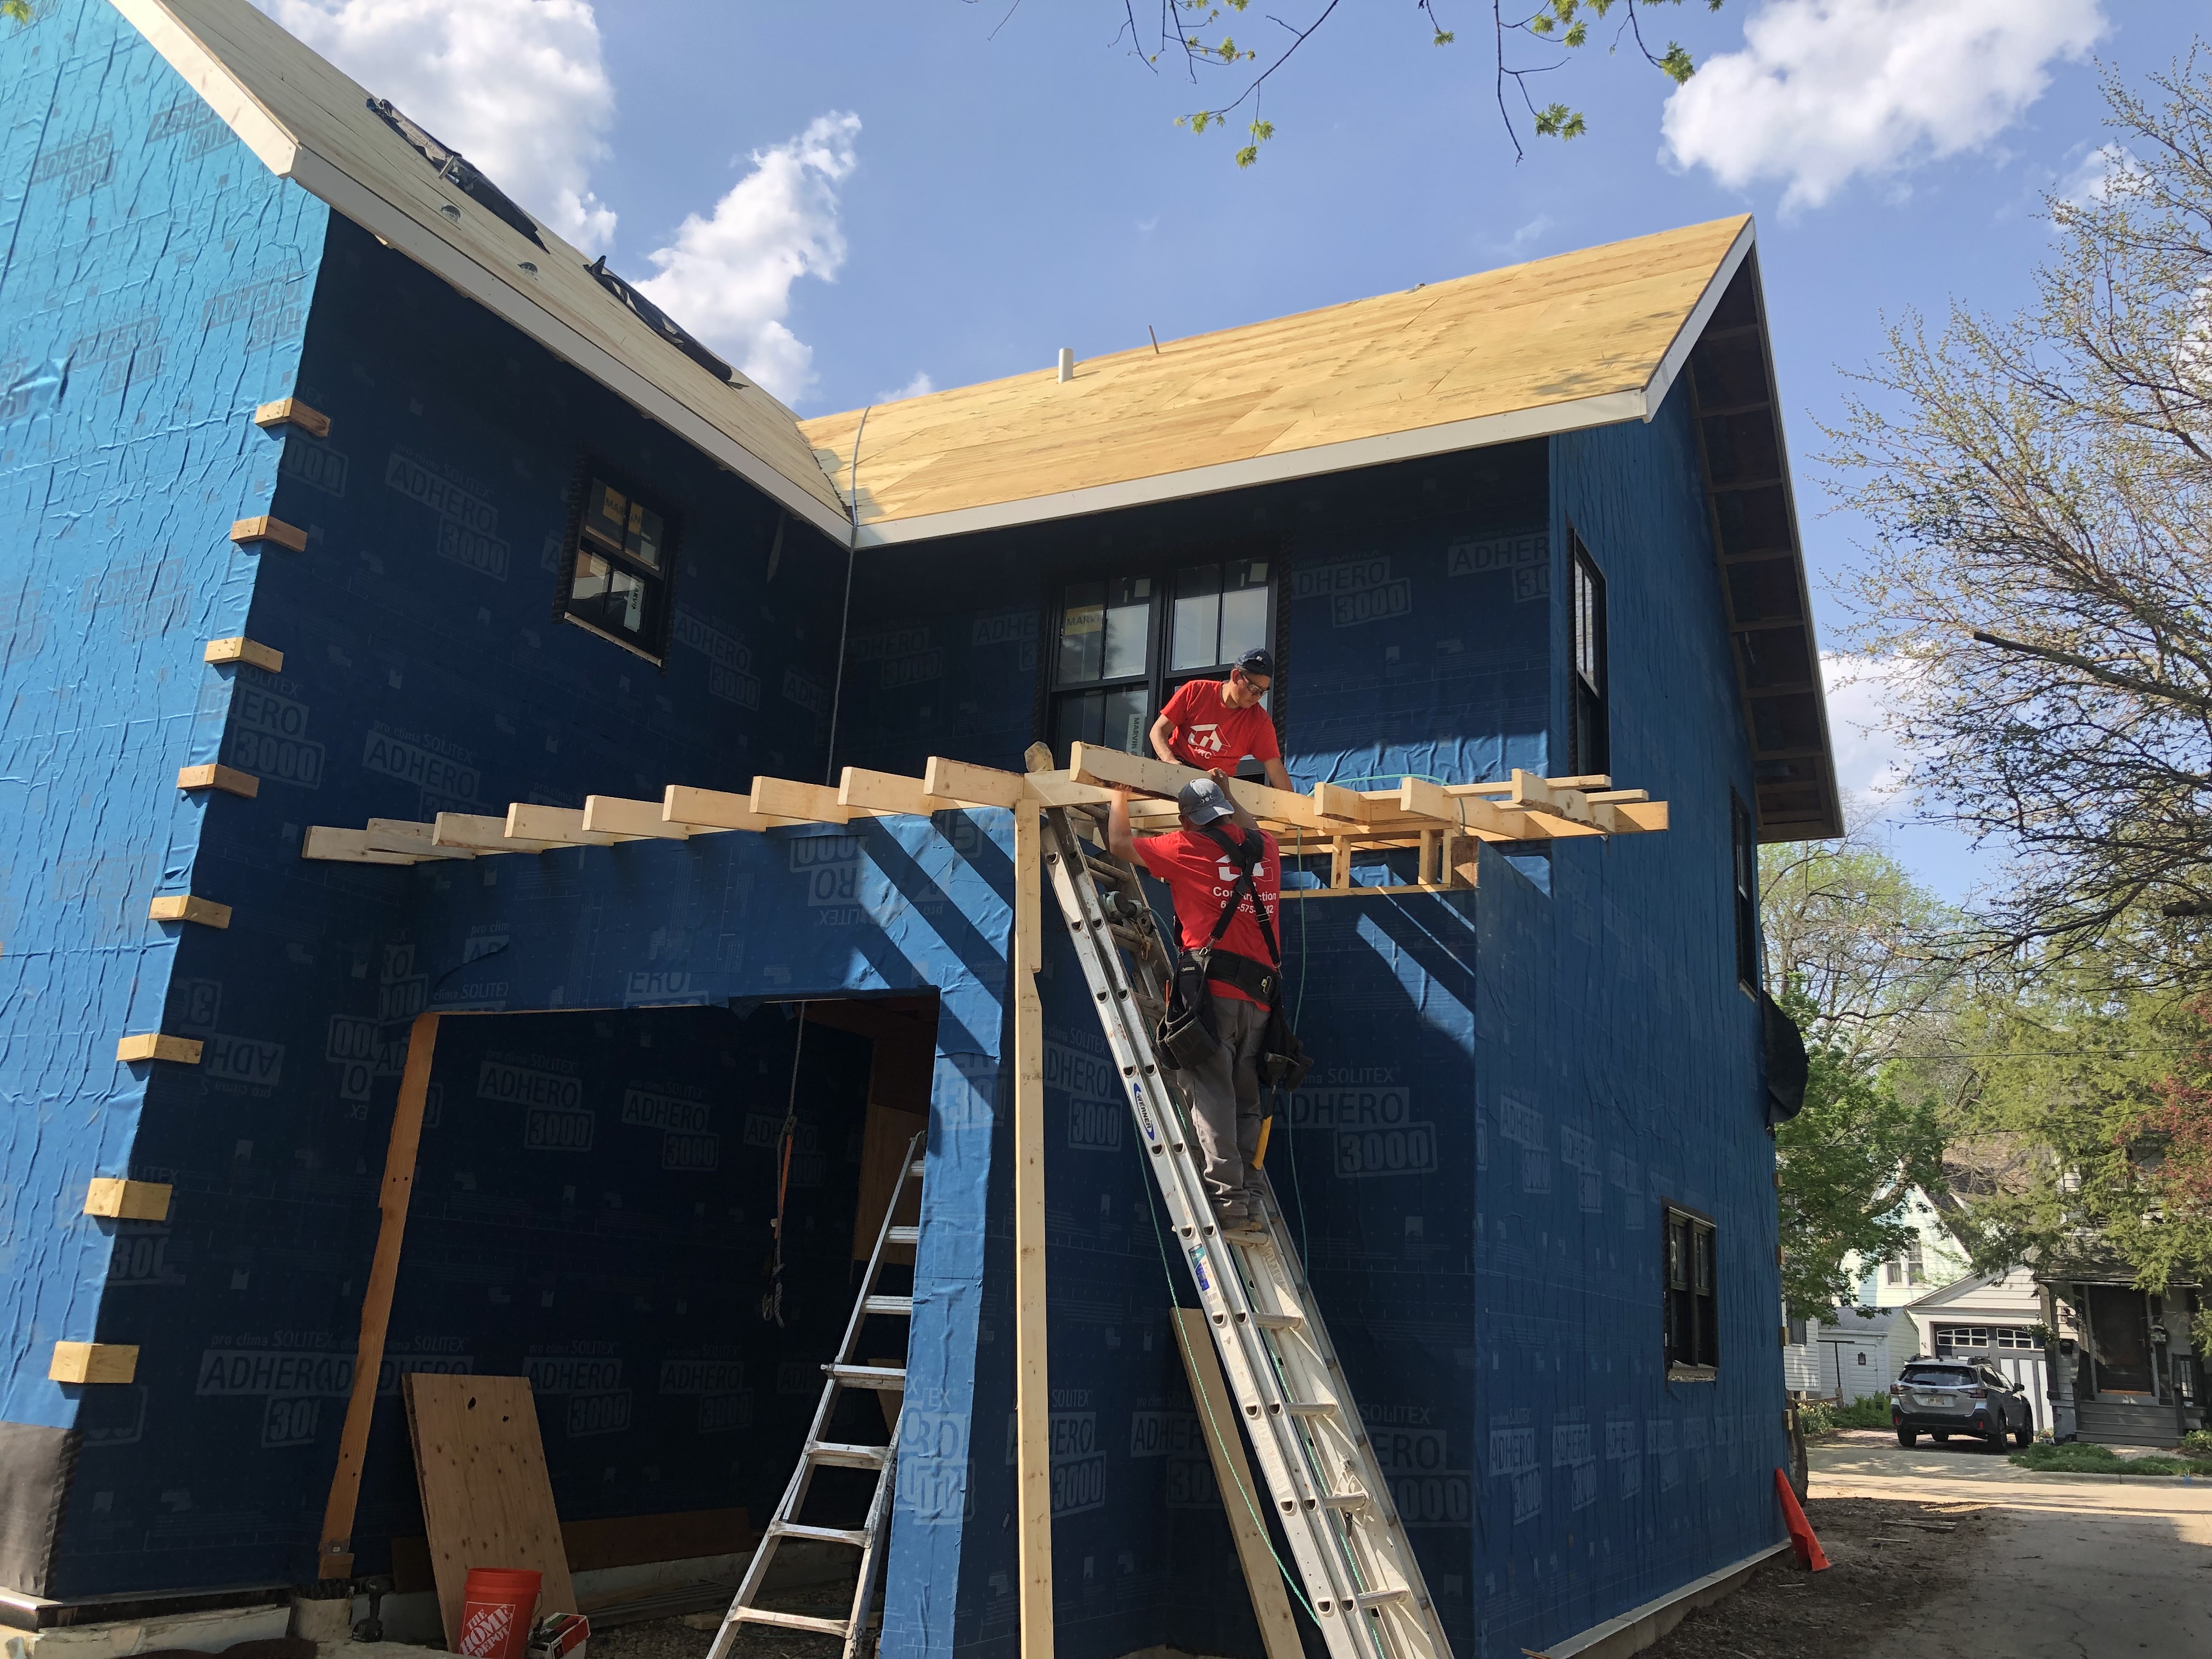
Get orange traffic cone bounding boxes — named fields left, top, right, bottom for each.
left=1774, top=1468, right=1830, bottom=1571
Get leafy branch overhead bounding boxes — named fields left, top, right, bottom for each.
left=1107, top=0, right=1725, bottom=166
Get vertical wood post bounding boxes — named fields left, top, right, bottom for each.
left=318, top=1011, right=442, bottom=1577
left=1012, top=803, right=1053, bottom=1655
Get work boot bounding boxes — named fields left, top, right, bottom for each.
left=1211, top=1195, right=1263, bottom=1237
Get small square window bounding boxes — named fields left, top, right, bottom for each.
left=562, top=471, right=672, bottom=659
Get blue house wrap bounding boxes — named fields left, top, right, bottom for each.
left=0, top=3, right=1843, bottom=1657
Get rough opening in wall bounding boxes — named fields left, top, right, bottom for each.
left=349, top=994, right=938, bottom=1639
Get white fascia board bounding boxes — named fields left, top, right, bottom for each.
left=1640, top=216, right=1757, bottom=419
left=855, top=387, right=1649, bottom=548
left=108, top=0, right=300, bottom=176
left=287, top=150, right=855, bottom=544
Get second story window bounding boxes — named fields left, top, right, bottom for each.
left=1568, top=530, right=1608, bottom=776
left=1732, top=791, right=1759, bottom=990
left=562, top=473, right=670, bottom=659
left=1050, top=555, right=1274, bottom=763
left=1663, top=1205, right=1719, bottom=1375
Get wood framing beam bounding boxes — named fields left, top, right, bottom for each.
left=204, top=636, right=283, bottom=672
left=320, top=1012, right=441, bottom=1580
left=663, top=785, right=787, bottom=832
left=751, top=776, right=853, bottom=823
left=839, top=767, right=955, bottom=816
left=230, top=515, right=308, bottom=552
left=582, top=796, right=690, bottom=839
left=116, top=1034, right=202, bottom=1065
left=432, top=814, right=558, bottom=854
left=177, top=763, right=258, bottom=799
left=1069, top=743, right=1321, bottom=829
left=506, top=804, right=635, bottom=847
left=1011, top=803, right=1052, bottom=1658
left=365, top=820, right=474, bottom=860
left=253, top=396, right=330, bottom=437
left=50, top=1342, right=138, bottom=1384
left=303, top=826, right=419, bottom=865
left=1171, top=1309, right=1302, bottom=1659
left=923, top=755, right=1026, bottom=808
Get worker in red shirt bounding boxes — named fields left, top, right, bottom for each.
left=1106, top=772, right=1281, bottom=1232
left=1149, top=647, right=1293, bottom=792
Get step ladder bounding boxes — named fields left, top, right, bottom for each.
left=704, top=1134, right=924, bottom=1659
left=1041, top=805, right=1453, bottom=1659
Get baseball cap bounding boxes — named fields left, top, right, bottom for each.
left=1235, top=646, right=1275, bottom=680
left=1176, top=776, right=1236, bottom=827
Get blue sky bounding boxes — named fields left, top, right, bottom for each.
left=256, top=0, right=2202, bottom=902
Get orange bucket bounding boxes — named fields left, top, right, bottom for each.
left=457, top=1566, right=543, bottom=1659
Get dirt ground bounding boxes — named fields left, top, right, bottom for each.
left=1640, top=1494, right=1995, bottom=1659
left=585, top=1583, right=851, bottom=1659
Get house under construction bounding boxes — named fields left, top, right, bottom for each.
left=0, top=3, right=1839, bottom=1658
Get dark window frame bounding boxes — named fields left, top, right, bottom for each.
left=554, top=459, right=679, bottom=667
left=1663, top=1202, right=1720, bottom=1375
left=1040, top=536, right=1284, bottom=768
left=1731, top=789, right=1759, bottom=991
left=1567, top=527, right=1609, bottom=778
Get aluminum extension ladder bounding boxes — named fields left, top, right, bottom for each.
left=1041, top=805, right=1454, bottom=1659
left=704, top=1134, right=924, bottom=1659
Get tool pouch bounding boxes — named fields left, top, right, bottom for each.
left=1155, top=947, right=1222, bottom=1071
left=1256, top=996, right=1312, bottom=1091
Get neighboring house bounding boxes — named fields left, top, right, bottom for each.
left=0, top=4, right=1841, bottom=1657
left=2039, top=1268, right=2204, bottom=1448
left=1784, top=1307, right=1901, bottom=1404
left=1845, top=1186, right=1970, bottom=1308
left=1904, top=1268, right=2052, bottom=1434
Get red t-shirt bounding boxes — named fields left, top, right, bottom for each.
left=1133, top=824, right=1282, bottom=1004
left=1159, top=678, right=1280, bottom=771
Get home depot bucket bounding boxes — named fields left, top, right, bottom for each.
left=458, top=1567, right=543, bottom=1659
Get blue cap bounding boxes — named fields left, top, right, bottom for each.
left=1236, top=646, right=1275, bottom=679
left=1176, top=776, right=1235, bottom=827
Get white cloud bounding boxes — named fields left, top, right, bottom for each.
left=2056, top=140, right=2134, bottom=207
left=1661, top=0, right=2107, bottom=211
left=874, top=371, right=935, bottom=403
left=253, top=0, right=619, bottom=251
left=1821, top=652, right=1916, bottom=808
left=635, top=115, right=862, bottom=405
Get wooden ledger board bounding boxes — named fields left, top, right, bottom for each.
left=404, top=1374, right=577, bottom=1646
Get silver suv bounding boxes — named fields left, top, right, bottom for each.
left=1889, top=1360, right=2034, bottom=1449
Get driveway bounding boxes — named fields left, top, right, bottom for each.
left=1813, top=1437, right=2212, bottom=1657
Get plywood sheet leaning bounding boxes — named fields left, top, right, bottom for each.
left=404, top=1374, right=578, bottom=1645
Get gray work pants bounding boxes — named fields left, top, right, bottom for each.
left=1186, top=991, right=1268, bottom=1203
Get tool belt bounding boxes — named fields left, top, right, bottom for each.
left=1153, top=826, right=1312, bottom=1091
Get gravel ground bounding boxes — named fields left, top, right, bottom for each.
left=1639, top=1495, right=1996, bottom=1659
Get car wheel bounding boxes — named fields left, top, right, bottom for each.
left=1897, top=1426, right=1918, bottom=1448
left=2012, top=1423, right=2033, bottom=1448
left=1932, top=1431, right=1949, bottom=1443
left=1987, top=1424, right=2008, bottom=1452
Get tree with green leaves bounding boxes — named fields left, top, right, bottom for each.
left=1760, top=830, right=1958, bottom=1313
left=1828, top=49, right=2212, bottom=987
left=1095, top=0, right=1725, bottom=166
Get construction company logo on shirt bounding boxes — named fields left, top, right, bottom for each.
left=1184, top=721, right=1228, bottom=758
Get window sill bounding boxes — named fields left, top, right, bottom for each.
left=1667, top=1364, right=1719, bottom=1383
left=560, top=610, right=664, bottom=667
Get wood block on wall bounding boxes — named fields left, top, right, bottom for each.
left=148, top=894, right=232, bottom=928
left=49, top=1342, right=138, bottom=1384
left=116, top=1034, right=204, bottom=1065
left=230, top=515, right=309, bottom=552
left=176, top=764, right=259, bottom=798
left=252, top=397, right=331, bottom=437
left=84, top=1178, right=173, bottom=1221
left=205, top=636, right=284, bottom=672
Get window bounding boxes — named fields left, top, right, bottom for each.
left=561, top=473, right=672, bottom=659
left=1884, top=1239, right=1926, bottom=1286
left=1567, top=531, right=1607, bottom=776
left=1663, top=1205, right=1719, bottom=1373
left=1731, top=791, right=1759, bottom=989
left=1994, top=1328, right=2039, bottom=1350
left=1049, top=555, right=1275, bottom=763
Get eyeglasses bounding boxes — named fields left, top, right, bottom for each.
left=1232, top=669, right=1272, bottom=693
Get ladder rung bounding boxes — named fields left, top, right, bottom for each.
left=863, top=1294, right=913, bottom=1316
left=1081, top=853, right=1136, bottom=885
left=1106, top=923, right=1154, bottom=957
left=731, top=1609, right=850, bottom=1635
left=1320, top=1489, right=1373, bottom=1511
left=809, top=1441, right=891, bottom=1469
left=885, top=1226, right=920, bottom=1245
left=907, top=1159, right=926, bottom=1178
left=1252, top=1311, right=1305, bottom=1330
left=777, top=1521, right=874, bottom=1547
left=1355, top=1587, right=1412, bottom=1609
left=826, top=1363, right=907, bottom=1389
left=1283, top=1399, right=1340, bottom=1418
